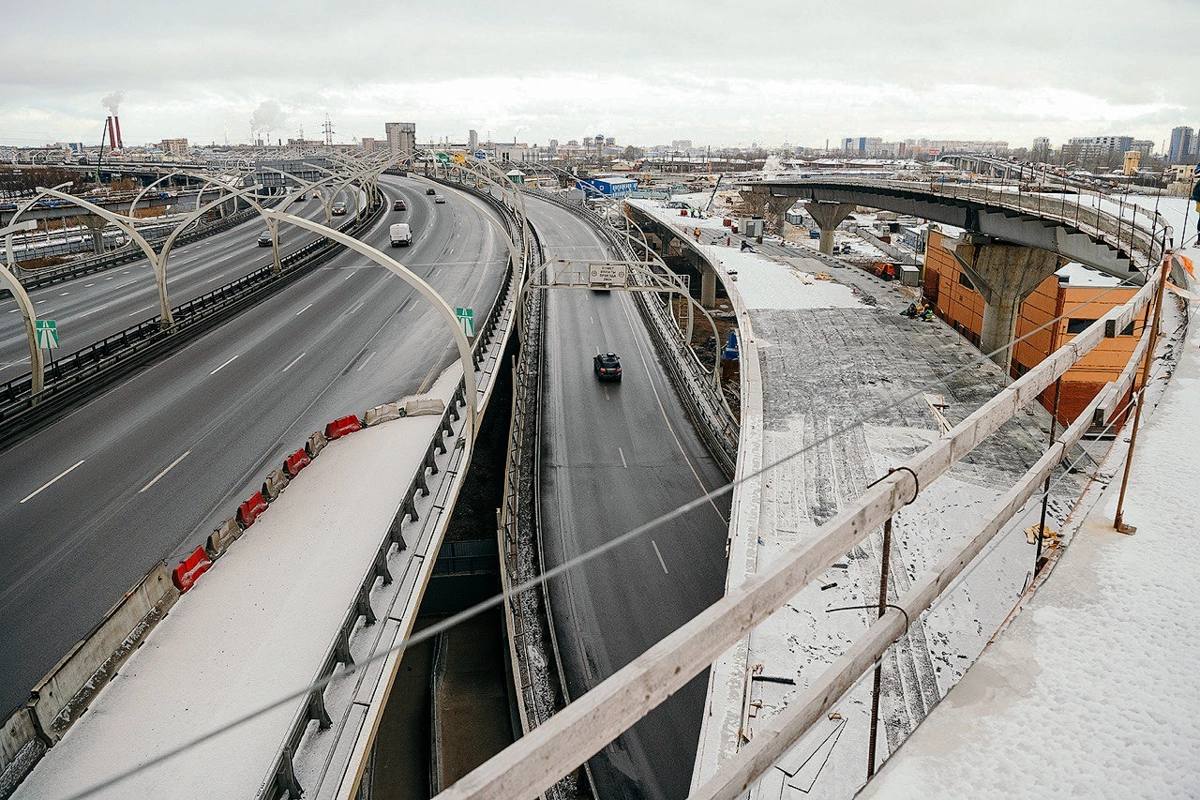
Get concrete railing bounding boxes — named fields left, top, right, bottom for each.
left=745, top=175, right=1171, bottom=270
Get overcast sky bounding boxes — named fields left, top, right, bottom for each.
left=3, top=0, right=1196, bottom=151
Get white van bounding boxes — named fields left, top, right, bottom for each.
left=389, top=223, right=413, bottom=247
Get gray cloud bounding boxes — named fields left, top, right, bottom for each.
left=1, top=0, right=1194, bottom=148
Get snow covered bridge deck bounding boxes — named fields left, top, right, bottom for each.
left=627, top=198, right=1086, bottom=798
left=862, top=301, right=1200, bottom=799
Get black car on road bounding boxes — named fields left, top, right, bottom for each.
left=393, top=199, right=407, bottom=211
left=593, top=352, right=622, bottom=382
left=425, top=188, right=436, bottom=195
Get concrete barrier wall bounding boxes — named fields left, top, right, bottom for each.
left=29, top=562, right=178, bottom=740
left=0, top=709, right=42, bottom=798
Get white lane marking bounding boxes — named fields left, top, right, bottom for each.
left=206, top=275, right=220, bottom=282
left=281, top=352, right=306, bottom=372
left=356, top=351, right=376, bottom=372
left=590, top=315, right=595, bottom=324
left=651, top=540, right=669, bottom=574
left=618, top=294, right=729, bottom=525
left=343, top=272, right=354, bottom=282
left=59, top=291, right=69, bottom=296
left=35, top=299, right=46, bottom=304
left=122, top=270, right=130, bottom=274
left=348, top=301, right=364, bottom=315
left=210, top=354, right=238, bottom=375
left=7, top=309, right=15, bottom=313
left=84, top=283, right=95, bottom=287
left=128, top=305, right=154, bottom=317
left=138, top=450, right=191, bottom=493
left=105, top=276, right=113, bottom=281
left=295, top=303, right=313, bottom=316
left=618, top=446, right=628, bottom=468
left=603, top=387, right=611, bottom=401
left=20, top=459, right=85, bottom=504
left=594, top=345, right=600, bottom=355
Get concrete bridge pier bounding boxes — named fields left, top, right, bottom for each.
left=700, top=262, right=717, bottom=307
left=764, top=195, right=794, bottom=234
left=805, top=201, right=856, bottom=254
left=954, top=236, right=1061, bottom=370
left=81, top=214, right=107, bottom=254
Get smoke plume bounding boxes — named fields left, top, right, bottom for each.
left=101, top=90, right=124, bottom=115
left=249, top=100, right=288, bottom=136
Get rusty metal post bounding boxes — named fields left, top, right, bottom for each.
left=867, top=517, right=892, bottom=779
left=1113, top=252, right=1172, bottom=534
left=1035, top=379, right=1063, bottom=571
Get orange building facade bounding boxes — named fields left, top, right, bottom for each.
left=923, top=228, right=1146, bottom=425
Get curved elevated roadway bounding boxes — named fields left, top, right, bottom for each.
left=528, top=195, right=730, bottom=800
left=0, top=174, right=510, bottom=717
left=0, top=191, right=351, bottom=382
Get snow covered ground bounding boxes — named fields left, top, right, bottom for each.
left=11, top=372, right=459, bottom=799
left=628, top=198, right=1082, bottom=799
left=862, top=294, right=1200, bottom=800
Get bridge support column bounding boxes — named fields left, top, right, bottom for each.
left=700, top=262, right=717, bottom=308
left=764, top=196, right=793, bottom=235
left=805, top=201, right=856, bottom=255
left=81, top=214, right=106, bottom=254
left=953, top=237, right=1061, bottom=371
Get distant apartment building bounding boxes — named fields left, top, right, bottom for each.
left=385, top=122, right=416, bottom=157
left=1031, top=136, right=1051, bottom=160
left=671, top=139, right=693, bottom=150
left=468, top=129, right=479, bottom=152
left=923, top=228, right=1144, bottom=425
left=1062, top=135, right=1134, bottom=167
left=1168, top=126, right=1194, bottom=163
left=361, top=137, right=378, bottom=153
left=158, top=138, right=188, bottom=157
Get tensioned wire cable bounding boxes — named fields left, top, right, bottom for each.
left=55, top=219, right=1191, bottom=800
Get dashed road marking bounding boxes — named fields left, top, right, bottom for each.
left=618, top=446, right=628, bottom=468
left=20, top=459, right=85, bottom=504
left=651, top=540, right=669, bottom=574
left=357, top=351, right=375, bottom=371
left=139, top=450, right=191, bottom=493
left=210, top=354, right=238, bottom=375
left=282, top=352, right=306, bottom=372
left=295, top=303, right=313, bottom=316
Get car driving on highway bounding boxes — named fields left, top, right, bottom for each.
left=393, top=198, right=407, bottom=211
left=257, top=232, right=275, bottom=247
left=593, top=352, right=622, bottom=382
left=331, top=201, right=347, bottom=216
left=433, top=194, right=446, bottom=204
left=425, top=187, right=436, bottom=195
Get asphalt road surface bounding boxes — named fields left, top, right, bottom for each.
left=0, top=175, right=510, bottom=717
left=0, top=190, right=352, bottom=383
left=529, top=196, right=730, bottom=800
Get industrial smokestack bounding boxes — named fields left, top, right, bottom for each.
left=106, top=116, right=118, bottom=150
left=113, top=116, right=124, bottom=149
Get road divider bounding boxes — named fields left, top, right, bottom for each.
left=171, top=546, right=213, bottom=593
left=236, top=491, right=269, bottom=529
left=324, top=414, right=363, bottom=440
left=284, top=448, right=311, bottom=478
left=206, top=518, right=241, bottom=560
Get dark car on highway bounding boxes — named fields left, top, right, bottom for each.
left=393, top=199, right=407, bottom=211
left=257, top=232, right=274, bottom=247
left=425, top=188, right=436, bottom=195
left=593, top=352, right=622, bottom=382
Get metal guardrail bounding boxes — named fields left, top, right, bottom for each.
left=258, top=173, right=526, bottom=800
left=0, top=200, right=384, bottom=449
left=535, top=190, right=739, bottom=477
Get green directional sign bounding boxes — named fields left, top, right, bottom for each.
left=455, top=306, right=475, bottom=338
left=436, top=152, right=450, bottom=164
left=35, top=319, right=59, bottom=349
